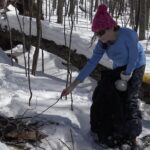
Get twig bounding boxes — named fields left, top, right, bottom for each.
left=20, top=107, right=35, bottom=119
left=33, top=143, right=45, bottom=150
left=45, top=138, right=52, bottom=149
left=13, top=97, right=62, bottom=121
left=38, top=146, right=46, bottom=150
left=70, top=129, right=74, bottom=150
left=5, top=13, right=13, bottom=66
left=33, top=97, right=62, bottom=118
left=58, top=139, right=71, bottom=150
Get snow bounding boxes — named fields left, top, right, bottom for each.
left=0, top=47, right=97, bottom=150
left=0, top=3, right=150, bottom=150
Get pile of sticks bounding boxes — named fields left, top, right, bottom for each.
left=0, top=115, right=47, bottom=149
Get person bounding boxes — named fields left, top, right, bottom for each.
left=61, top=4, right=146, bottom=148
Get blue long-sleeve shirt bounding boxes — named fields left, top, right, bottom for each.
left=76, top=28, right=146, bottom=81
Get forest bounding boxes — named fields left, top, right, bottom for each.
left=0, top=0, right=150, bottom=149
left=0, top=0, right=149, bottom=102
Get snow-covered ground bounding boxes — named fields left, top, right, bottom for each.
left=0, top=3, right=150, bottom=150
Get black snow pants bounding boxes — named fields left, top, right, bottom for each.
left=90, top=65, right=145, bottom=147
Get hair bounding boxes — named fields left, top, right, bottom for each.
left=89, top=25, right=120, bottom=48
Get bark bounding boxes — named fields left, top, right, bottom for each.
left=139, top=0, right=146, bottom=40
left=32, top=0, right=42, bottom=75
left=52, top=0, right=57, bottom=11
left=0, top=0, right=8, bottom=9
left=90, top=0, right=93, bottom=23
left=129, top=0, right=134, bottom=28
left=94, top=0, right=98, bottom=11
left=145, top=0, right=150, bottom=30
left=57, top=0, right=64, bottom=23
left=134, top=0, right=140, bottom=32
left=68, top=0, right=76, bottom=16
left=0, top=26, right=107, bottom=81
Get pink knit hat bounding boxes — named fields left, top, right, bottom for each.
left=92, top=4, right=117, bottom=32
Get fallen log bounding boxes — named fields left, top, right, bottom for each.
left=0, top=26, right=150, bottom=103
left=0, top=25, right=108, bottom=81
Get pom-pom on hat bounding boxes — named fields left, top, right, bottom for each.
left=92, top=4, right=117, bottom=32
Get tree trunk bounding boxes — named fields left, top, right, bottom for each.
left=90, top=0, right=93, bottom=23
left=129, top=0, right=134, bottom=28
left=52, top=0, right=57, bottom=12
left=94, top=0, right=98, bottom=11
left=0, top=0, right=7, bottom=9
left=134, top=0, right=140, bottom=32
left=32, top=0, right=42, bottom=75
left=57, top=0, right=64, bottom=24
left=139, top=0, right=146, bottom=40
left=69, top=0, right=76, bottom=16
left=145, top=0, right=150, bottom=30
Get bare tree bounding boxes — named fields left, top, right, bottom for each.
left=69, top=0, right=76, bottom=16
left=129, top=0, right=135, bottom=28
left=52, top=0, right=57, bottom=12
left=108, top=0, right=117, bottom=17
left=66, top=14, right=75, bottom=110
left=134, top=0, right=140, bottom=32
left=5, top=12, right=13, bottom=65
left=94, top=0, right=99, bottom=11
left=84, top=0, right=87, bottom=18
left=90, top=0, right=94, bottom=23
left=45, top=0, right=48, bottom=18
left=0, top=0, right=8, bottom=9
left=49, top=0, right=51, bottom=21
left=57, top=0, right=64, bottom=23
left=145, top=0, right=150, bottom=30
left=75, top=0, right=79, bottom=23
left=139, top=0, right=146, bottom=40
left=32, top=0, right=42, bottom=76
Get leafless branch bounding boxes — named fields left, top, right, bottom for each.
left=70, top=128, right=75, bottom=150
left=58, top=139, right=71, bottom=150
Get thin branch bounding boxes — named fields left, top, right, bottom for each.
left=68, top=14, right=75, bottom=111
left=70, top=128, right=75, bottom=150
left=58, top=139, right=71, bottom=150
left=5, top=13, right=13, bottom=66
left=27, top=0, right=34, bottom=106
left=33, top=97, right=62, bottom=118
left=45, top=138, right=53, bottom=149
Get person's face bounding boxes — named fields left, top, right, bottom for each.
left=95, top=28, right=115, bottom=43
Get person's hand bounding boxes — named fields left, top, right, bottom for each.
left=120, top=71, right=132, bottom=81
left=60, top=79, right=81, bottom=98
left=61, top=88, right=71, bottom=97
left=61, top=85, right=76, bottom=97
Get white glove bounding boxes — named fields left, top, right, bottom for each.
left=120, top=71, right=132, bottom=81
